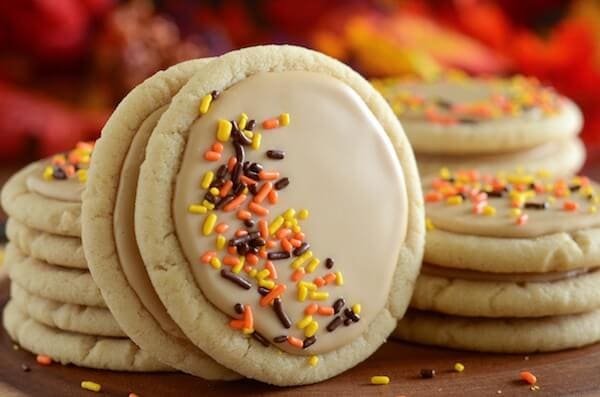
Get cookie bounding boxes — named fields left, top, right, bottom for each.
left=83, top=59, right=239, bottom=380
left=394, top=309, right=600, bottom=353
left=372, top=74, right=583, bottom=155
left=3, top=301, right=172, bottom=372
left=5, top=244, right=105, bottom=308
left=6, top=218, right=86, bottom=269
left=10, top=282, right=124, bottom=337
left=135, top=45, right=424, bottom=385
left=1, top=144, right=92, bottom=237
left=415, top=138, right=584, bottom=177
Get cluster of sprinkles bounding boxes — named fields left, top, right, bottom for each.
left=41, top=141, right=94, bottom=183
left=372, top=74, right=563, bottom=125
left=425, top=167, right=599, bottom=227
left=189, top=92, right=361, bottom=361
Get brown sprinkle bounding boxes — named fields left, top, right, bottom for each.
left=326, top=316, right=343, bottom=332
left=274, top=177, right=290, bottom=190
left=292, top=242, right=310, bottom=257
left=273, top=298, right=292, bottom=329
left=303, top=336, right=317, bottom=349
left=273, top=335, right=288, bottom=343
left=234, top=303, right=244, bottom=314
left=220, top=269, right=252, bottom=290
left=325, top=258, right=334, bottom=269
left=252, top=331, right=270, bottom=347
left=268, top=251, right=291, bottom=260
left=420, top=368, right=436, bottom=379
left=333, top=298, right=345, bottom=314
left=266, top=150, right=285, bottom=160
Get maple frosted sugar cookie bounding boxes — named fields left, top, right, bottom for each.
left=1, top=143, right=93, bottom=237
left=136, top=45, right=424, bottom=386
left=372, top=74, right=583, bottom=155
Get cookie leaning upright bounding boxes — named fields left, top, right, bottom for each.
left=135, top=45, right=424, bottom=385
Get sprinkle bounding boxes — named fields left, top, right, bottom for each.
left=268, top=251, right=291, bottom=260
left=420, top=368, right=436, bottom=379
left=563, top=200, right=578, bottom=211
left=223, top=194, right=247, bottom=212
left=223, top=256, right=240, bottom=266
left=308, top=355, right=319, bottom=367
left=268, top=189, right=279, bottom=204
left=520, top=371, right=537, bottom=385
left=281, top=238, right=293, bottom=252
left=426, top=218, right=435, bottom=231
left=305, top=303, right=319, bottom=315
left=446, top=195, right=463, bottom=205
left=314, top=277, right=325, bottom=287
left=325, top=258, right=335, bottom=269
left=249, top=202, right=269, bottom=216
left=304, top=321, right=319, bottom=337
left=326, top=316, right=343, bottom=331
left=335, top=271, right=344, bottom=285
left=199, top=94, right=212, bottom=114
left=310, top=291, right=329, bottom=301
left=318, top=306, right=334, bottom=316
left=333, top=298, right=346, bottom=314
left=454, top=362, right=465, bottom=372
left=323, top=273, right=337, bottom=285
left=260, top=284, right=286, bottom=306
left=212, top=142, right=224, bottom=153
left=274, top=335, right=288, bottom=343
left=252, top=331, right=270, bottom=347
left=254, top=182, right=273, bottom=204
left=258, top=279, right=275, bottom=289
left=516, top=214, right=528, bottom=225
left=247, top=254, right=259, bottom=265
left=306, top=258, right=320, bottom=273
left=509, top=208, right=522, bottom=218
left=36, top=355, right=52, bottom=366
left=201, top=251, right=216, bottom=264
left=352, top=303, right=362, bottom=314
left=291, top=250, right=313, bottom=269
left=297, top=315, right=313, bottom=329
left=274, top=177, right=290, bottom=190
left=203, top=214, right=217, bottom=236
left=425, top=191, right=443, bottom=202
left=297, top=285, right=309, bottom=301
left=298, top=209, right=309, bottom=220
left=287, top=336, right=303, bottom=349
left=259, top=170, right=280, bottom=180
left=204, top=151, right=221, bottom=161
left=81, top=381, right=101, bottom=392
left=210, top=257, right=222, bottom=269
left=291, top=268, right=305, bottom=281
left=77, top=169, right=88, bottom=183
left=266, top=150, right=285, bottom=160
left=188, top=204, right=207, bottom=215
left=371, top=376, right=390, bottom=385
left=232, top=257, right=245, bottom=273
left=482, top=205, right=496, bottom=216
left=262, top=118, right=280, bottom=129
left=279, top=113, right=290, bottom=126
left=303, top=336, right=317, bottom=349
left=216, top=234, right=227, bottom=250
left=221, top=269, right=252, bottom=289
left=129, top=394, right=140, bottom=397
left=273, top=297, right=292, bottom=328
left=238, top=113, right=249, bottom=130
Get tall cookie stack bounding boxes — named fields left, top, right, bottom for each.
left=372, top=74, right=584, bottom=177
left=0, top=145, right=171, bottom=371
left=395, top=168, right=600, bottom=353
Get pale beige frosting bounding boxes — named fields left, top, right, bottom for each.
left=26, top=164, right=84, bottom=202
left=173, top=71, right=407, bottom=355
left=113, top=105, right=185, bottom=338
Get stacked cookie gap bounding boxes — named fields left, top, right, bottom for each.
left=373, top=74, right=585, bottom=177
left=395, top=168, right=600, bottom=353
left=1, top=152, right=171, bottom=371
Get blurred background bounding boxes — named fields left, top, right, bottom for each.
left=1, top=0, right=600, bottom=163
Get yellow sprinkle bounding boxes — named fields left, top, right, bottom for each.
left=216, top=119, right=232, bottom=142
left=203, top=214, right=217, bottom=236
left=242, top=327, right=254, bottom=335
left=590, top=206, right=597, bottom=214
left=297, top=315, right=313, bottom=329
left=252, top=132, right=262, bottom=150
left=290, top=218, right=299, bottom=227
left=292, top=225, right=302, bottom=233
left=232, top=257, right=245, bottom=274
left=279, top=113, right=290, bottom=126
left=269, top=216, right=285, bottom=235
left=306, top=258, right=320, bottom=273
left=243, top=129, right=254, bottom=139
left=202, top=200, right=215, bottom=210
left=309, top=291, right=329, bottom=301
left=308, top=355, right=319, bottom=367
left=256, top=269, right=270, bottom=280
left=259, top=279, right=275, bottom=289
left=210, top=257, right=221, bottom=269
left=299, top=281, right=317, bottom=291
left=283, top=208, right=297, bottom=221
left=81, top=381, right=101, bottom=392
left=188, top=204, right=207, bottom=215
left=298, top=209, right=309, bottom=220
left=305, top=321, right=319, bottom=337
left=370, top=376, right=390, bottom=385
left=284, top=220, right=293, bottom=228
left=426, top=218, right=435, bottom=231
left=335, top=271, right=344, bottom=286
left=248, top=268, right=258, bottom=278
left=216, top=235, right=226, bottom=250
left=446, top=195, right=463, bottom=205
left=548, top=196, right=556, bottom=204
left=536, top=169, right=552, bottom=179
left=43, top=166, right=54, bottom=180
left=581, top=186, right=595, bottom=196
left=297, top=285, right=308, bottom=301
left=292, top=250, right=313, bottom=269
left=77, top=169, right=88, bottom=183
left=509, top=208, right=522, bottom=218
left=201, top=171, right=215, bottom=189
left=352, top=304, right=362, bottom=314
left=238, top=113, right=249, bottom=130
left=209, top=187, right=220, bottom=196
left=199, top=94, right=212, bottom=115
left=439, top=167, right=451, bottom=180
left=454, top=362, right=465, bottom=372
left=483, top=205, right=496, bottom=216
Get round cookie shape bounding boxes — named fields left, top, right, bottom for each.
left=394, top=309, right=600, bottom=353
left=372, top=75, right=582, bottom=155
left=82, top=59, right=239, bottom=380
left=137, top=45, right=424, bottom=385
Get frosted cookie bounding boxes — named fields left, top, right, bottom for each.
left=372, top=74, right=583, bottom=155
left=10, top=282, right=125, bottom=337
left=83, top=59, right=239, bottom=380
left=4, top=244, right=106, bottom=308
left=1, top=144, right=92, bottom=237
left=3, top=301, right=172, bottom=372
left=415, top=138, right=584, bottom=177
left=136, top=45, right=424, bottom=385
left=394, top=309, right=600, bottom=353
left=6, top=218, right=87, bottom=269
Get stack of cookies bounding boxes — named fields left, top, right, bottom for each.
left=1, top=45, right=425, bottom=386
left=0, top=146, right=171, bottom=371
left=395, top=168, right=600, bottom=353
left=372, top=74, right=584, bottom=177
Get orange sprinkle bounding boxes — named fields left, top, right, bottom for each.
left=516, top=214, right=528, bottom=225
left=220, top=180, right=233, bottom=197
left=532, top=182, right=545, bottom=193
left=281, top=238, right=293, bottom=252
left=201, top=251, right=216, bottom=264
left=520, top=371, right=537, bottom=385
left=314, top=277, right=326, bottom=287
left=237, top=210, right=252, bottom=220
left=262, top=118, right=280, bottom=129
left=244, top=265, right=253, bottom=273
left=554, top=187, right=567, bottom=198
left=424, top=191, right=443, bottom=202
left=229, top=318, right=244, bottom=330
left=227, top=246, right=237, bottom=255
left=317, top=306, right=334, bottom=316
left=212, top=142, right=224, bottom=153
left=254, top=182, right=273, bottom=204
left=276, top=228, right=291, bottom=240
left=204, top=151, right=221, bottom=161
left=510, top=199, right=523, bottom=208
left=247, top=254, right=259, bottom=266
left=266, top=239, right=277, bottom=249
left=258, top=248, right=268, bottom=259
left=287, top=336, right=303, bottom=349
left=63, top=165, right=76, bottom=177
left=268, top=189, right=279, bottom=204
left=259, top=170, right=280, bottom=181
left=215, top=223, right=229, bottom=234
left=227, top=156, right=237, bottom=172
left=240, top=175, right=258, bottom=185
left=294, top=232, right=305, bottom=241
left=289, top=238, right=302, bottom=248
left=472, top=201, right=486, bottom=214
left=235, top=229, right=249, bottom=237
left=223, top=194, right=247, bottom=211
left=36, top=355, right=52, bottom=366
left=223, top=256, right=240, bottom=266
left=243, top=305, right=254, bottom=330
left=258, top=220, right=269, bottom=238
left=249, top=202, right=269, bottom=217
left=564, top=200, right=578, bottom=211
left=260, top=284, right=287, bottom=307
left=265, top=261, right=277, bottom=279
left=323, top=272, right=337, bottom=284
left=305, top=303, right=319, bottom=315
left=471, top=192, right=487, bottom=203
left=291, top=268, right=305, bottom=282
